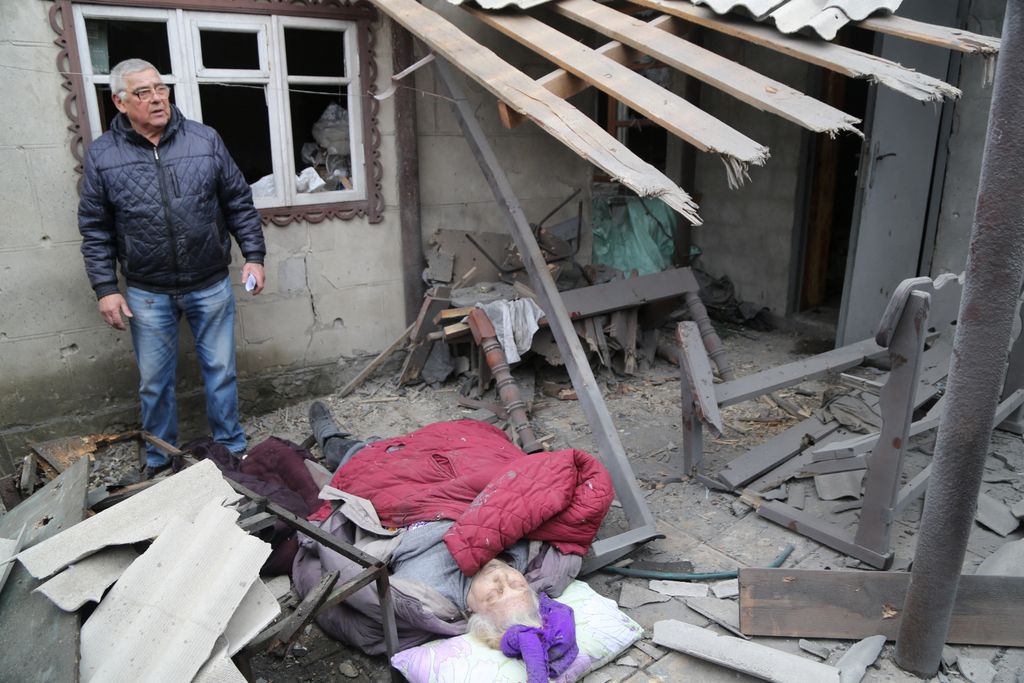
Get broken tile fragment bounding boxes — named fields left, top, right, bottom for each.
left=762, top=485, right=788, bottom=501
left=34, top=546, right=138, bottom=611
left=789, top=483, right=806, bottom=510
left=814, top=471, right=864, bottom=501
left=1011, top=497, right=1024, bottom=520
left=684, top=596, right=745, bottom=638
left=975, top=538, right=1024, bottom=577
left=711, top=578, right=739, bottom=599
left=836, top=634, right=885, bottom=683
left=618, top=582, right=672, bottom=609
left=957, top=656, right=997, bottom=683
left=648, top=579, right=709, bottom=598
left=975, top=493, right=1020, bottom=537
left=799, top=639, right=833, bottom=660
left=941, top=646, right=959, bottom=670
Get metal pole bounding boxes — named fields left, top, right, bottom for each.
left=895, top=2, right=1024, bottom=676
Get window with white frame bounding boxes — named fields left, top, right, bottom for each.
left=71, top=4, right=367, bottom=211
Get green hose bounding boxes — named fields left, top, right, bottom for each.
left=601, top=543, right=795, bottom=581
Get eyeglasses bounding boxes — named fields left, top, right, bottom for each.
left=131, top=84, right=171, bottom=102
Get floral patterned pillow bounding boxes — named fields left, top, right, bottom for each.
left=391, top=580, right=642, bottom=683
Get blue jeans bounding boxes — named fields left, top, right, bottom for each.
left=127, top=277, right=246, bottom=466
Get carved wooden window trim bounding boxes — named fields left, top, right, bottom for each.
left=50, top=0, right=384, bottom=225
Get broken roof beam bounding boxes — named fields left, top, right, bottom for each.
left=364, top=0, right=700, bottom=223
left=549, top=0, right=861, bottom=137
left=465, top=6, right=769, bottom=186
left=628, top=0, right=962, bottom=102
left=857, top=13, right=1001, bottom=55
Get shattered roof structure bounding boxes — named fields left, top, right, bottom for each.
left=376, top=0, right=998, bottom=222
left=693, top=0, right=903, bottom=40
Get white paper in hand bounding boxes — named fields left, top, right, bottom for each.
left=245, top=273, right=257, bottom=292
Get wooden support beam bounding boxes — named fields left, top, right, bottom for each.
left=857, top=13, right=1000, bottom=55
left=739, top=568, right=1024, bottom=646
left=364, top=0, right=700, bottom=223
left=465, top=6, right=768, bottom=182
left=551, top=0, right=860, bottom=136
left=628, top=0, right=961, bottom=102
left=433, top=57, right=659, bottom=572
left=339, top=323, right=415, bottom=398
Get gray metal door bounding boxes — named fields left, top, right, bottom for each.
left=836, top=0, right=958, bottom=344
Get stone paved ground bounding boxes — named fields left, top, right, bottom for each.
left=247, top=325, right=1024, bottom=683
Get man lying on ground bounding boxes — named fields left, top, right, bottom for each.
left=293, top=402, right=613, bottom=666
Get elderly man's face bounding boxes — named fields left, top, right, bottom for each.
left=466, top=560, right=534, bottom=623
left=112, top=68, right=170, bottom=138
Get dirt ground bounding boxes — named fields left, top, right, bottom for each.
left=224, top=323, right=1022, bottom=682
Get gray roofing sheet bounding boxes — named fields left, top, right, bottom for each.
left=693, top=0, right=904, bottom=39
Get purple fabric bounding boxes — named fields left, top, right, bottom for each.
left=500, top=593, right=578, bottom=683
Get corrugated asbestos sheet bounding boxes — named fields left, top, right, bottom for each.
left=18, top=459, right=237, bottom=579
left=692, top=0, right=904, bottom=40
left=79, top=502, right=271, bottom=682
left=33, top=547, right=138, bottom=612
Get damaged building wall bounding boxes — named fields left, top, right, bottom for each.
left=929, top=0, right=1005, bottom=279
left=412, top=0, right=596, bottom=274
left=688, top=35, right=806, bottom=317
left=0, top=4, right=408, bottom=473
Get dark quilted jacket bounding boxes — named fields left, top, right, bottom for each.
left=78, top=106, right=265, bottom=298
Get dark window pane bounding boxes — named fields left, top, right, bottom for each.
left=85, top=19, right=171, bottom=75
left=284, top=28, right=345, bottom=78
left=289, top=86, right=351, bottom=193
left=199, top=30, right=260, bottom=70
left=94, top=83, right=177, bottom=133
left=200, top=84, right=273, bottom=185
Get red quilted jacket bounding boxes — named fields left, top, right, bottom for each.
left=309, top=420, right=614, bottom=575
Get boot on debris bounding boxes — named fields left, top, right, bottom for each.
left=308, top=400, right=363, bottom=469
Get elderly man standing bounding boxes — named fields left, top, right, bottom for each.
left=78, top=58, right=267, bottom=478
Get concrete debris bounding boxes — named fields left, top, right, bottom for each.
left=789, top=482, right=806, bottom=510
left=814, top=470, right=865, bottom=501
left=33, top=546, right=138, bottom=612
left=338, top=660, right=360, bottom=678
left=1011, top=497, right=1024, bottom=520
left=762, top=484, right=788, bottom=501
left=941, top=646, right=958, bottom=669
left=648, top=579, right=709, bottom=598
left=618, top=582, right=672, bottom=608
left=835, top=634, right=885, bottom=683
left=957, top=656, right=997, bottom=683
left=684, top=596, right=746, bottom=639
left=711, top=578, right=739, bottom=599
left=975, top=538, right=1024, bottom=577
left=80, top=501, right=271, bottom=682
left=18, top=459, right=237, bottom=579
left=653, top=619, right=840, bottom=683
left=632, top=639, right=665, bottom=660
left=616, top=655, right=641, bottom=667
left=975, top=492, right=1020, bottom=537
left=266, top=574, right=293, bottom=601
left=799, top=639, right=833, bottom=660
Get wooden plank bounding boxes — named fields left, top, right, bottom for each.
left=339, top=322, right=415, bottom=398
left=561, top=267, right=700, bottom=320
left=718, top=417, right=839, bottom=490
left=857, top=13, right=1000, bottom=55
left=365, top=0, right=700, bottom=223
left=400, top=287, right=451, bottom=386
left=552, top=0, right=860, bottom=136
left=739, top=568, right=1024, bottom=646
left=677, top=322, right=723, bottom=437
left=0, top=456, right=88, bottom=683
left=628, top=0, right=961, bottom=103
left=465, top=6, right=768, bottom=180
left=716, top=338, right=885, bottom=408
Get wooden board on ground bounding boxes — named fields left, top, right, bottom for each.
left=739, top=568, right=1024, bottom=646
left=0, top=457, right=89, bottom=682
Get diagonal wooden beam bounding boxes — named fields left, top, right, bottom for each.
left=465, top=6, right=769, bottom=184
left=857, top=13, right=1001, bottom=55
left=629, top=0, right=961, bottom=102
left=362, top=0, right=701, bottom=223
left=551, top=0, right=861, bottom=137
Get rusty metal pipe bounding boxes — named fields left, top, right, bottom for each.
left=468, top=309, right=543, bottom=453
left=895, top=2, right=1024, bottom=675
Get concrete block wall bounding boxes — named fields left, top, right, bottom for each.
left=413, top=0, right=594, bottom=252
left=689, top=36, right=808, bottom=317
